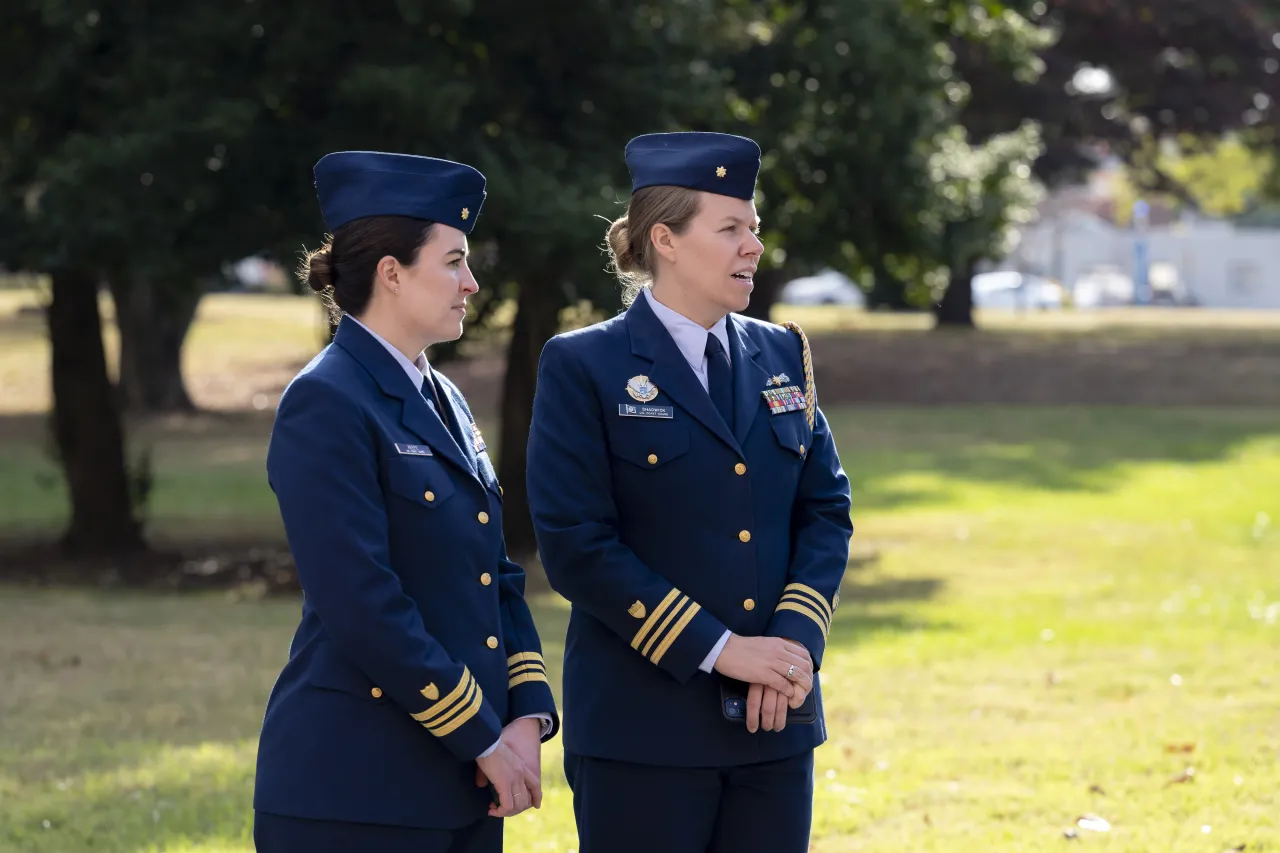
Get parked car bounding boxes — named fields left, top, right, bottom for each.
left=972, top=270, right=1065, bottom=310
left=778, top=269, right=866, bottom=306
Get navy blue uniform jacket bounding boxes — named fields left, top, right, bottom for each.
left=526, top=293, right=854, bottom=768
left=254, top=316, right=559, bottom=829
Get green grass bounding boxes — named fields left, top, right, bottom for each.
left=3, top=406, right=1278, bottom=852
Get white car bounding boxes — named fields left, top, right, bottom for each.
left=972, top=271, right=1065, bottom=310
left=778, top=270, right=865, bottom=306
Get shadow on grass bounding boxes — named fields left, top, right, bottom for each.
left=825, top=565, right=954, bottom=651
left=836, top=406, right=1280, bottom=514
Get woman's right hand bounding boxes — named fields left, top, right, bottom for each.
left=475, top=740, right=540, bottom=818
left=712, top=634, right=812, bottom=695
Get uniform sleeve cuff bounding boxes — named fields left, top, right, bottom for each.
left=411, top=666, right=505, bottom=760
left=768, top=584, right=833, bottom=670
left=628, top=591, right=727, bottom=683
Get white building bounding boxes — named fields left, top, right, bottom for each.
left=1012, top=207, right=1280, bottom=310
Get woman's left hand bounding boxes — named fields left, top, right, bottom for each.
left=492, top=717, right=542, bottom=815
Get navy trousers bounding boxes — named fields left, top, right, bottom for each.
left=253, top=811, right=502, bottom=853
left=563, top=749, right=815, bottom=853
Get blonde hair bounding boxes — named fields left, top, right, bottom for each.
left=605, top=185, right=701, bottom=305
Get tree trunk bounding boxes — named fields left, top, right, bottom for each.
left=110, top=276, right=199, bottom=412
left=934, top=259, right=977, bottom=328
left=48, top=269, right=146, bottom=556
left=739, top=267, right=789, bottom=321
left=498, top=275, right=566, bottom=562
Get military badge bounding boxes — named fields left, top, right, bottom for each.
left=421, top=682, right=439, bottom=700
left=628, top=600, right=647, bottom=619
left=470, top=421, right=486, bottom=454
left=626, top=375, right=659, bottom=403
left=766, top=373, right=790, bottom=387
left=761, top=385, right=807, bottom=415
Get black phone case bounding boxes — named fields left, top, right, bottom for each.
left=719, top=676, right=817, bottom=724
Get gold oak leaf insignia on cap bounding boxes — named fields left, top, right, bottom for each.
left=628, top=600, right=647, bottom=619
left=716, top=166, right=727, bottom=178
left=461, top=207, right=470, bottom=220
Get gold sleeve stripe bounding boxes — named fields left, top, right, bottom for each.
left=783, top=583, right=833, bottom=624
left=427, top=678, right=483, bottom=737
left=650, top=602, right=701, bottom=665
left=641, top=595, right=690, bottom=658
left=631, top=588, right=682, bottom=650
left=508, top=661, right=545, bottom=678
left=507, top=651, right=544, bottom=667
left=779, top=590, right=831, bottom=632
left=412, top=668, right=475, bottom=725
left=776, top=598, right=830, bottom=636
left=509, top=670, right=550, bottom=689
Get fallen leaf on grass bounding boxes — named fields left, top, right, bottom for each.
left=1222, top=845, right=1246, bottom=853
left=1076, top=814, right=1111, bottom=833
left=1088, top=784, right=1107, bottom=795
left=1164, top=743, right=1196, bottom=754
left=1166, top=767, right=1196, bottom=786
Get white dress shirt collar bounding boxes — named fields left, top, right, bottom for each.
left=642, top=288, right=730, bottom=388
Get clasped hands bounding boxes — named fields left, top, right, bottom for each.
left=474, top=717, right=543, bottom=818
left=713, top=634, right=814, bottom=733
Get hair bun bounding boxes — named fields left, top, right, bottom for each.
left=304, top=242, right=335, bottom=293
left=606, top=216, right=638, bottom=277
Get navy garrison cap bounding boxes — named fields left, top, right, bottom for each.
left=624, top=132, right=761, bottom=200
left=313, top=151, right=486, bottom=233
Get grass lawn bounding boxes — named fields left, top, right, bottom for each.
left=3, top=406, right=1278, bottom=852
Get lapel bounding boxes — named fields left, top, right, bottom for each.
left=625, top=293, right=741, bottom=455
left=332, top=316, right=477, bottom=480
left=431, top=370, right=481, bottom=475
left=726, top=316, right=771, bottom=445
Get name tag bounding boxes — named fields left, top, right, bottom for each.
left=618, top=403, right=674, bottom=419
left=394, top=442, right=434, bottom=456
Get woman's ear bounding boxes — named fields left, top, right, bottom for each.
left=650, top=222, right=678, bottom=265
left=375, top=255, right=402, bottom=295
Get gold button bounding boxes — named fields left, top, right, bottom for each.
left=480, top=573, right=492, bottom=586
left=735, top=463, right=747, bottom=475
left=486, top=636, right=499, bottom=649
left=647, top=453, right=658, bottom=465
left=739, top=530, right=751, bottom=543
left=743, top=599, right=755, bottom=611
left=424, top=490, right=435, bottom=502
left=370, top=687, right=383, bottom=698
left=477, top=511, right=489, bottom=524
left=799, top=444, right=805, bottom=455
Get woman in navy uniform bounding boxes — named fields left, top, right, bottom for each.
left=252, top=151, right=559, bottom=853
left=525, top=132, right=854, bottom=853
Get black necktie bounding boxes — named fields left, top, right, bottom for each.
left=704, top=332, right=734, bottom=429
left=423, top=370, right=469, bottom=459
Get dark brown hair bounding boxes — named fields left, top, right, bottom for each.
left=605, top=185, right=702, bottom=304
left=300, top=216, right=436, bottom=323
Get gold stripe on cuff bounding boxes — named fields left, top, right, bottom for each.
left=509, top=670, right=550, bottom=689
left=507, top=651, right=544, bottom=667
left=641, top=595, right=690, bottom=658
left=782, top=583, right=833, bottom=624
left=631, top=588, right=681, bottom=650
left=650, top=602, right=701, bottom=665
left=413, top=668, right=474, bottom=725
left=776, top=598, right=830, bottom=636
left=508, top=661, right=545, bottom=678
left=428, top=679, right=484, bottom=736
